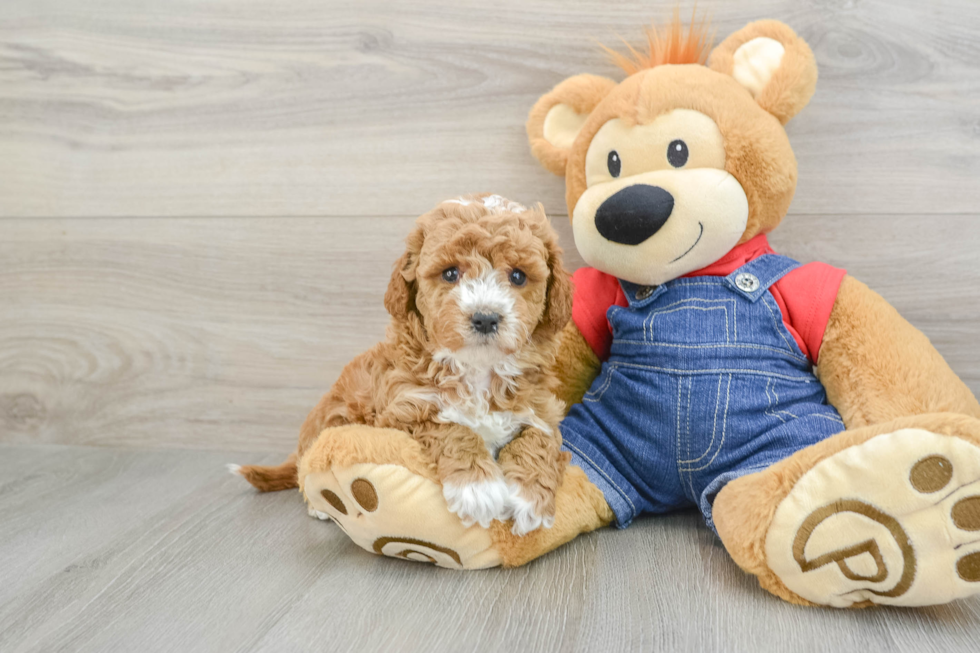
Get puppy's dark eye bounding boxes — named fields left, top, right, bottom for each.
left=667, top=140, right=688, bottom=168
left=509, top=269, right=527, bottom=287
left=607, top=151, right=621, bottom=178
left=441, top=267, right=459, bottom=283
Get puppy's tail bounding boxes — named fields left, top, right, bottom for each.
left=229, top=453, right=299, bottom=492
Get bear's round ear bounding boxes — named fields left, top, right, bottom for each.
left=526, top=74, right=617, bottom=176
left=709, top=20, right=817, bottom=124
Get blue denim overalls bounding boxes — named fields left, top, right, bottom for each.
left=560, top=254, right=845, bottom=531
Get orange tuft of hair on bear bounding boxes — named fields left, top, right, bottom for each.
left=600, top=7, right=714, bottom=75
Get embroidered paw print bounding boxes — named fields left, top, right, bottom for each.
left=318, top=477, right=379, bottom=516
left=909, top=455, right=980, bottom=583
left=310, top=476, right=380, bottom=539
left=766, top=428, right=980, bottom=607
left=302, top=462, right=502, bottom=569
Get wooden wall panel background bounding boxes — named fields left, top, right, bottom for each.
left=2, top=0, right=980, bottom=219
left=1, top=215, right=978, bottom=452
left=1, top=0, right=978, bottom=452
left=2, top=1, right=980, bottom=650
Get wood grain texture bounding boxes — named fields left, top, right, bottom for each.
left=0, top=443, right=978, bottom=653
left=2, top=1, right=980, bottom=649
left=0, top=216, right=410, bottom=451
left=1, top=0, right=979, bottom=218
left=1, top=214, right=978, bottom=452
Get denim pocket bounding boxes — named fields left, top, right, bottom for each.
left=584, top=363, right=619, bottom=403
left=677, top=373, right=733, bottom=472
left=644, top=297, right=735, bottom=345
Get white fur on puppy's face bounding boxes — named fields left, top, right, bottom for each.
left=413, top=209, right=553, bottom=372
left=456, top=273, right=516, bottom=326
left=425, top=262, right=532, bottom=374
left=449, top=269, right=522, bottom=365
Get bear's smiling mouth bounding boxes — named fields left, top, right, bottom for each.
left=670, top=222, right=704, bottom=263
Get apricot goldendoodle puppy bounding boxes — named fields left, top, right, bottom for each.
left=234, top=194, right=573, bottom=535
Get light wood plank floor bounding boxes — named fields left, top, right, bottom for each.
left=2, top=0, right=979, bottom=650
left=3, top=443, right=980, bottom=653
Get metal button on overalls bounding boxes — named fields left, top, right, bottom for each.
left=735, top=272, right=760, bottom=292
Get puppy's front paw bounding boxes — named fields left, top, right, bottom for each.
left=307, top=503, right=331, bottom=521
left=507, top=482, right=556, bottom=536
left=442, top=477, right=511, bottom=529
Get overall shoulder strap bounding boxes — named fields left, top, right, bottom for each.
left=724, top=254, right=801, bottom=302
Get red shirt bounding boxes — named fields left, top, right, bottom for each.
left=571, top=235, right=846, bottom=364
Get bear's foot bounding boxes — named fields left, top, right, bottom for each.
left=299, top=424, right=614, bottom=569
left=300, top=426, right=503, bottom=569
left=763, top=427, right=980, bottom=607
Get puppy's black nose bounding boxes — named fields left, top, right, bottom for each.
left=471, top=312, right=499, bottom=335
left=595, top=185, right=674, bottom=245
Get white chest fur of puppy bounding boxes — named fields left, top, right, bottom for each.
left=437, top=403, right=526, bottom=458
left=429, top=362, right=553, bottom=534
left=425, top=317, right=558, bottom=534
left=428, top=352, right=546, bottom=458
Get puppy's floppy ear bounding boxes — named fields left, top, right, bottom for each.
left=384, top=222, right=425, bottom=321
left=526, top=74, right=617, bottom=176
left=709, top=20, right=817, bottom=124
left=533, top=222, right=574, bottom=341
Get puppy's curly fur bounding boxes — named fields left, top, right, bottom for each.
left=238, top=195, right=573, bottom=534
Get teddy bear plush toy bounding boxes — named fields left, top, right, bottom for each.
left=297, top=17, right=980, bottom=608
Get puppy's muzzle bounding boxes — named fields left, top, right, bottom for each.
left=471, top=312, right=500, bottom=335
left=595, top=185, right=675, bottom=245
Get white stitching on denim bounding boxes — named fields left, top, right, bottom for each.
left=675, top=378, right=699, bottom=498
left=678, top=377, right=692, bottom=465
left=646, top=305, right=730, bottom=344
left=685, top=378, right=692, bottom=463
left=760, top=293, right=798, bottom=354
left=712, top=374, right=733, bottom=468
left=643, top=298, right=733, bottom=342
left=764, top=377, right=773, bottom=419
left=678, top=375, right=723, bottom=465
left=682, top=379, right=698, bottom=497
left=764, top=377, right=786, bottom=424
left=675, top=376, right=684, bottom=469
left=612, top=340, right=809, bottom=364
left=583, top=363, right=618, bottom=403
left=770, top=383, right=799, bottom=420
left=733, top=298, right=738, bottom=342
left=686, top=452, right=697, bottom=499
left=667, top=280, right=733, bottom=287
left=563, top=440, right=637, bottom=515
left=611, top=362, right=816, bottom=383
left=644, top=297, right=734, bottom=311
left=686, top=374, right=733, bottom=472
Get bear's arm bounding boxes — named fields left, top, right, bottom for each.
left=550, top=321, right=602, bottom=412
left=816, top=274, right=980, bottom=428
left=549, top=267, right=623, bottom=411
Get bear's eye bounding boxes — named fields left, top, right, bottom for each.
left=441, top=267, right=459, bottom=283
left=667, top=140, right=689, bottom=168
left=607, top=151, right=621, bottom=178
left=509, top=269, right=527, bottom=287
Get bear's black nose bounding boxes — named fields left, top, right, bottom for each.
left=594, top=185, right=674, bottom=245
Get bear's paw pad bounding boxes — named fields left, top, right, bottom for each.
left=303, top=463, right=503, bottom=570
left=765, top=429, right=980, bottom=607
